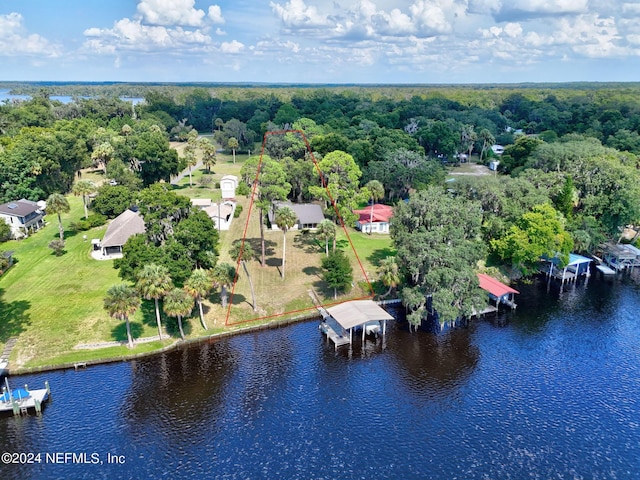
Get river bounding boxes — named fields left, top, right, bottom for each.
left=0, top=274, right=639, bottom=479
left=0, top=90, right=144, bottom=105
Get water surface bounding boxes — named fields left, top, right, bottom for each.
left=1, top=276, right=638, bottom=479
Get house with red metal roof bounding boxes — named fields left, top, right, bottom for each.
left=353, top=204, right=394, bottom=234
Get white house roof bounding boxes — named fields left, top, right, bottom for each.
left=326, top=300, right=394, bottom=330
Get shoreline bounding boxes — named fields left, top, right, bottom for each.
left=5, top=310, right=325, bottom=376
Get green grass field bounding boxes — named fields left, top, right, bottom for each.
left=0, top=196, right=167, bottom=368
left=0, top=141, right=397, bottom=370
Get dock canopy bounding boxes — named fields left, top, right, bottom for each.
left=326, top=300, right=394, bottom=331
left=477, top=274, right=519, bottom=298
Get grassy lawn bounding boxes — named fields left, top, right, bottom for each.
left=0, top=196, right=167, bottom=369
left=0, top=141, right=397, bottom=370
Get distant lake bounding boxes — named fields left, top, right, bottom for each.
left=0, top=90, right=144, bottom=105
left=0, top=275, right=639, bottom=479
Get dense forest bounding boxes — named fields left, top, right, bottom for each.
left=1, top=82, right=639, bottom=326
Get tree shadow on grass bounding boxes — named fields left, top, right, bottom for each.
left=244, top=237, right=277, bottom=259
left=303, top=266, right=322, bottom=277
left=335, top=239, right=349, bottom=250
left=111, top=321, right=144, bottom=343
left=140, top=299, right=168, bottom=331
left=293, top=232, right=323, bottom=254
left=164, top=316, right=193, bottom=338
left=0, top=288, right=31, bottom=343
left=367, top=247, right=396, bottom=267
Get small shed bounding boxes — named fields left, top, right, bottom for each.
left=220, top=175, right=238, bottom=199
left=477, top=274, right=519, bottom=309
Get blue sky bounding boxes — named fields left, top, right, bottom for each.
left=2, top=0, right=640, bottom=84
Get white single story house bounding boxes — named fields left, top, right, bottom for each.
left=93, top=209, right=145, bottom=259
left=0, top=199, right=45, bottom=239
left=353, top=204, right=394, bottom=234
left=190, top=198, right=236, bottom=231
left=270, top=201, right=325, bottom=230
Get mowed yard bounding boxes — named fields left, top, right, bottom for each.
left=0, top=196, right=166, bottom=369
left=0, top=146, right=396, bottom=368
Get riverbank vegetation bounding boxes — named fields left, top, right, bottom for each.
left=1, top=82, right=639, bottom=367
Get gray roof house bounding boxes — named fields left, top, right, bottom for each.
left=270, top=201, right=325, bottom=230
left=0, top=199, right=45, bottom=239
left=93, top=209, right=145, bottom=259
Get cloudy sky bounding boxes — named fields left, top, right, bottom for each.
left=2, top=0, right=639, bottom=84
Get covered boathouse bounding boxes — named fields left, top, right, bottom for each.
left=477, top=273, right=519, bottom=313
left=542, top=253, right=592, bottom=284
left=319, top=300, right=394, bottom=350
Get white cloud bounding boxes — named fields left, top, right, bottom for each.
left=137, top=0, right=206, bottom=26
left=494, top=0, right=589, bottom=21
left=220, top=40, right=245, bottom=53
left=0, top=12, right=62, bottom=57
left=82, top=18, right=214, bottom=53
left=409, top=1, right=453, bottom=35
left=270, top=0, right=330, bottom=29
left=208, top=5, right=225, bottom=25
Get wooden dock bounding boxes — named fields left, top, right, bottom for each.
left=0, top=380, right=50, bottom=416
left=596, top=264, right=616, bottom=275
left=471, top=305, right=498, bottom=317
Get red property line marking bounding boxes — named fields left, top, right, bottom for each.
left=225, top=130, right=374, bottom=327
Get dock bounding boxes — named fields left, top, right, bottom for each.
left=0, top=380, right=51, bottom=416
left=596, top=264, right=616, bottom=275
left=471, top=305, right=499, bottom=317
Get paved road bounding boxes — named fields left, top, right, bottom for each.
left=170, top=160, right=203, bottom=185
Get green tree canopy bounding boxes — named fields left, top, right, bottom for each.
left=392, top=187, right=487, bottom=327
left=491, top=203, right=574, bottom=276
left=321, top=249, right=353, bottom=300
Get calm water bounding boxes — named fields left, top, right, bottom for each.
left=1, top=275, right=639, bottom=479
left=0, top=90, right=144, bottom=105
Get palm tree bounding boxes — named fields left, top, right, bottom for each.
left=214, top=118, right=224, bottom=131
left=274, top=206, right=298, bottom=279
left=136, top=264, right=173, bottom=339
left=316, top=219, right=337, bottom=256
left=228, top=137, right=239, bottom=164
left=377, top=257, right=401, bottom=299
left=184, top=268, right=211, bottom=330
left=212, top=262, right=236, bottom=308
left=72, top=180, right=96, bottom=219
left=199, top=137, right=217, bottom=173
left=104, top=284, right=141, bottom=349
left=46, top=193, right=70, bottom=242
left=91, top=141, right=114, bottom=174
left=478, top=128, right=495, bottom=162
left=163, top=288, right=194, bottom=340
left=230, top=241, right=257, bottom=311
left=184, top=130, right=199, bottom=187
left=365, top=180, right=385, bottom=235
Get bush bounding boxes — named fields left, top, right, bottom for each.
left=236, top=183, right=251, bottom=196
left=48, top=239, right=66, bottom=256
left=70, top=214, right=107, bottom=232
left=87, top=214, right=107, bottom=228
left=233, top=205, right=243, bottom=218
